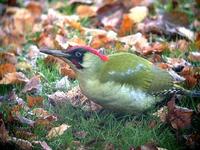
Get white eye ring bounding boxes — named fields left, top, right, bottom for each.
left=75, top=52, right=82, bottom=57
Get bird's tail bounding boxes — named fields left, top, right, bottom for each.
left=173, top=84, right=200, bottom=97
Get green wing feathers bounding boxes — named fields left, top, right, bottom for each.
left=99, top=53, right=174, bottom=94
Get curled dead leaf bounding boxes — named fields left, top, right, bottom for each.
left=0, top=119, right=9, bottom=143
left=76, top=5, right=97, bottom=18
left=0, top=72, right=29, bottom=85
left=167, top=98, right=193, bottom=130
left=0, top=63, right=16, bottom=79
left=46, top=124, right=70, bottom=139
left=22, top=75, right=41, bottom=93
left=27, top=96, right=44, bottom=108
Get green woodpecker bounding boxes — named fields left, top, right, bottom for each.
left=41, top=46, right=199, bottom=114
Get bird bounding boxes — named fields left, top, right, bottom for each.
left=40, top=46, right=199, bottom=114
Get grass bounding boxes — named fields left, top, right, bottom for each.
left=0, top=57, right=182, bottom=150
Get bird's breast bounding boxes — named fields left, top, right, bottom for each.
left=78, top=78, right=158, bottom=114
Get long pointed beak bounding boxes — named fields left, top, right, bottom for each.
left=40, top=49, right=70, bottom=58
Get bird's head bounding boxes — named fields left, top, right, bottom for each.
left=40, top=46, right=109, bottom=72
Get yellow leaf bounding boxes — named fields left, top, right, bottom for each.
left=46, top=124, right=70, bottom=139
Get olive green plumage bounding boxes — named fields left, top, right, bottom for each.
left=41, top=47, right=195, bottom=114
left=78, top=52, right=174, bottom=113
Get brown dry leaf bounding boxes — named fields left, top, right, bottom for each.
left=25, top=1, right=42, bottom=18
left=163, top=11, right=189, bottom=27
left=0, top=63, right=16, bottom=78
left=167, top=98, right=193, bottom=130
left=66, top=20, right=84, bottom=32
left=195, top=32, right=200, bottom=49
left=76, top=5, right=97, bottom=18
left=60, top=64, right=76, bottom=79
left=184, top=132, right=200, bottom=149
left=54, top=34, right=69, bottom=50
left=0, top=52, right=17, bottom=64
left=118, top=14, right=134, bottom=36
left=180, top=67, right=198, bottom=88
left=188, top=52, right=200, bottom=62
left=184, top=75, right=198, bottom=88
left=0, top=72, right=29, bottom=84
left=9, top=137, right=33, bottom=150
left=38, top=33, right=55, bottom=49
left=22, top=75, right=41, bottom=93
left=27, top=96, right=44, bottom=108
left=15, top=130, right=37, bottom=140
left=34, top=115, right=57, bottom=128
left=97, top=2, right=124, bottom=29
left=68, top=36, right=86, bottom=46
left=48, top=91, right=69, bottom=106
left=128, top=6, right=148, bottom=23
left=10, top=8, right=35, bottom=34
left=118, top=33, right=148, bottom=47
left=0, top=119, right=9, bottom=143
left=90, top=34, right=112, bottom=49
left=33, top=141, right=52, bottom=150
left=31, top=108, right=51, bottom=118
left=153, top=106, right=168, bottom=122
left=43, top=55, right=76, bottom=78
left=46, top=124, right=70, bottom=139
left=137, top=42, right=167, bottom=55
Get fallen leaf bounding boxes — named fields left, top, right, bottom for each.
left=0, top=72, right=29, bottom=84
left=76, top=5, right=97, bottom=18
left=55, top=76, right=71, bottom=90
left=9, top=137, right=33, bottom=150
left=163, top=11, right=189, bottom=27
left=118, top=14, right=134, bottom=36
left=31, top=108, right=51, bottom=118
left=167, top=98, right=193, bottom=130
left=46, top=124, right=70, bottom=139
left=97, top=2, right=124, bottom=29
left=48, top=91, right=69, bottom=106
left=0, top=63, right=16, bottom=78
left=188, top=52, right=200, bottom=62
left=0, top=119, right=9, bottom=143
left=15, top=130, right=37, bottom=140
left=153, top=106, right=168, bottom=122
left=25, top=1, right=42, bottom=18
left=27, top=96, right=44, bottom=108
left=22, top=75, right=41, bottom=93
left=15, top=115, right=35, bottom=127
left=60, top=65, right=76, bottom=78
left=137, top=42, right=167, bottom=55
left=0, top=52, right=17, bottom=64
left=54, top=34, right=69, bottom=50
left=34, top=115, right=57, bottom=128
left=128, top=6, right=148, bottom=23
left=32, top=141, right=52, bottom=150
left=118, top=32, right=148, bottom=47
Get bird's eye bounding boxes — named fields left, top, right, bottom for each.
left=75, top=51, right=82, bottom=57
